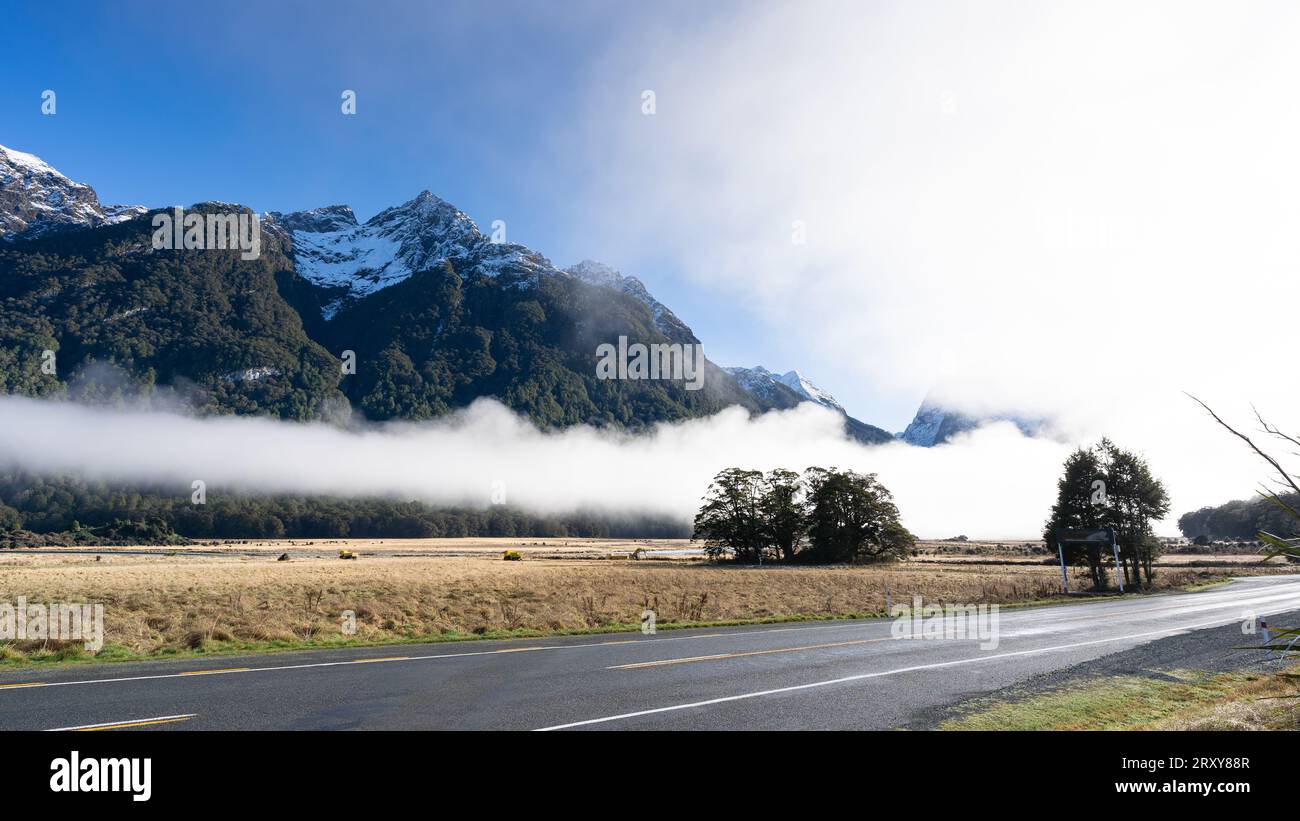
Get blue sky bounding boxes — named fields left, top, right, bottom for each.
left=2, top=2, right=636, bottom=222
left=0, top=1, right=930, bottom=430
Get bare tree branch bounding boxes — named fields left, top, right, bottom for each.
left=1186, top=393, right=1300, bottom=499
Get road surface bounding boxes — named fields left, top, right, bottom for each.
left=3, top=575, right=1298, bottom=730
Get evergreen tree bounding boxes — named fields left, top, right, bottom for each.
left=761, top=468, right=805, bottom=561
left=1043, top=439, right=1169, bottom=589
left=802, top=467, right=913, bottom=564
left=692, top=468, right=767, bottom=562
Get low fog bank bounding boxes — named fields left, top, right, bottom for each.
left=0, top=395, right=1265, bottom=538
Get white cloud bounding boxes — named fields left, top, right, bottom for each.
left=0, top=394, right=1272, bottom=537
left=0, top=396, right=1040, bottom=537
left=543, top=0, right=1300, bottom=525
left=566, top=1, right=1300, bottom=410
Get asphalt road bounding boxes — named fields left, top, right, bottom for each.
left=3, top=575, right=1299, bottom=731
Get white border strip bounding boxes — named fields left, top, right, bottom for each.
left=46, top=713, right=196, bottom=731
left=533, top=613, right=1256, bottom=730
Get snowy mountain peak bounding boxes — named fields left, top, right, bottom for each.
left=726, top=365, right=894, bottom=445
left=0, top=144, right=144, bottom=240
left=270, top=190, right=552, bottom=319
left=564, top=259, right=696, bottom=343
left=776, top=369, right=844, bottom=413
left=724, top=366, right=790, bottom=405
left=898, top=396, right=1049, bottom=446
left=726, top=366, right=843, bottom=413
left=1, top=145, right=59, bottom=176
left=566, top=259, right=622, bottom=286
left=364, top=190, right=485, bottom=255
left=268, top=204, right=358, bottom=234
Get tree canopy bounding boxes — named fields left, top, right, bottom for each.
left=693, top=466, right=914, bottom=564
left=1043, top=439, right=1170, bottom=589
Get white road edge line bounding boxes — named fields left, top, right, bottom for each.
left=610, top=585, right=1300, bottom=668
left=45, top=713, right=196, bottom=731
left=532, top=612, right=1264, bottom=731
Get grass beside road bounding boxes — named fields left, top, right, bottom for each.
left=940, top=666, right=1300, bottom=730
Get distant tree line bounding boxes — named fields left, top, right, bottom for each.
left=692, top=467, right=915, bottom=564
left=1177, top=494, right=1300, bottom=542
left=0, top=472, right=689, bottom=543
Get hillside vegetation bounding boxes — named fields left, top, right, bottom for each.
left=0, top=210, right=770, bottom=427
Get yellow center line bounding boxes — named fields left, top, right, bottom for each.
left=609, top=636, right=897, bottom=670
left=179, top=667, right=251, bottom=676
left=75, top=716, right=193, bottom=731
left=0, top=682, right=46, bottom=689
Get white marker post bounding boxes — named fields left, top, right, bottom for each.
left=1261, top=619, right=1276, bottom=660
left=1111, top=531, right=1124, bottom=593
left=1056, top=539, right=1069, bottom=594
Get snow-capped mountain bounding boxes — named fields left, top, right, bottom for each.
left=726, top=365, right=893, bottom=444
left=0, top=144, right=144, bottom=240
left=775, top=369, right=845, bottom=414
left=564, top=260, right=696, bottom=343
left=266, top=197, right=699, bottom=331
left=898, top=397, right=1048, bottom=446
left=725, top=366, right=803, bottom=407
left=725, top=366, right=844, bottom=413
left=0, top=144, right=903, bottom=442
left=897, top=402, right=948, bottom=446
left=267, top=191, right=554, bottom=319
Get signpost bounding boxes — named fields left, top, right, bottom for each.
left=1053, top=527, right=1123, bottom=594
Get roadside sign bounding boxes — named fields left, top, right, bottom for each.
left=1056, top=528, right=1114, bottom=543
left=1053, top=527, right=1124, bottom=594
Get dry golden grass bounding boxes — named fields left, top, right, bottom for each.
left=0, top=538, right=1259, bottom=663
left=110, top=536, right=693, bottom=558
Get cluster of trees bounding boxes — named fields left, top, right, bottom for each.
left=1043, top=438, right=1170, bottom=589
left=692, top=467, right=915, bottom=564
left=0, top=473, right=688, bottom=542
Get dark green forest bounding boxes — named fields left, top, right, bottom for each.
left=1177, top=494, right=1300, bottom=541
left=0, top=207, right=771, bottom=427
left=0, top=472, right=688, bottom=545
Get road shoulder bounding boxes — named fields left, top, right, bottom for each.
left=921, top=609, right=1300, bottom=730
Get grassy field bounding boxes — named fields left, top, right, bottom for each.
left=0, top=537, right=1288, bottom=665
left=940, top=667, right=1300, bottom=730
